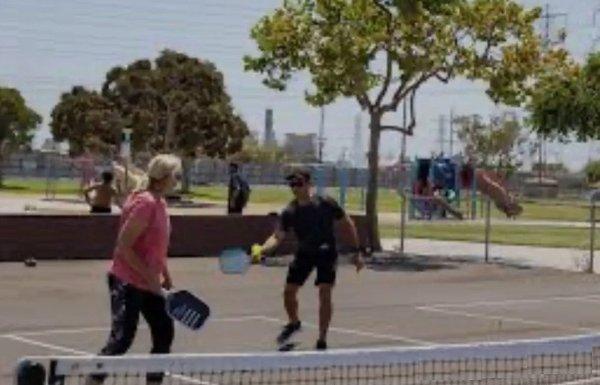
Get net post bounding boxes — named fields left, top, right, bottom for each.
left=14, top=359, right=46, bottom=385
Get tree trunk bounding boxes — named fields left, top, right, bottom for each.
left=165, top=104, right=176, bottom=152
left=0, top=154, right=4, bottom=187
left=0, top=141, right=7, bottom=187
left=366, top=114, right=382, bottom=252
left=181, top=156, right=192, bottom=193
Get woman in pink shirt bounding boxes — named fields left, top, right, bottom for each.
left=88, top=154, right=181, bottom=385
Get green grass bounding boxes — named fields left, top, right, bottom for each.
left=417, top=195, right=590, bottom=223
left=0, top=178, right=80, bottom=196
left=381, top=222, right=599, bottom=249
left=0, top=178, right=593, bottom=223
left=187, top=185, right=402, bottom=212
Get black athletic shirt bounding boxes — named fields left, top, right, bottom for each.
left=280, top=195, right=345, bottom=252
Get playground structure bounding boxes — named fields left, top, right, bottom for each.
left=404, top=156, right=522, bottom=220
left=112, top=160, right=146, bottom=195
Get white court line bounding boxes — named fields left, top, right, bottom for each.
left=417, top=306, right=598, bottom=333
left=255, top=315, right=434, bottom=346
left=1, top=326, right=112, bottom=338
left=4, top=314, right=268, bottom=385
left=0, top=315, right=267, bottom=338
left=423, top=294, right=600, bottom=309
left=4, top=334, right=88, bottom=355
left=558, top=377, right=600, bottom=385
left=7, top=335, right=211, bottom=385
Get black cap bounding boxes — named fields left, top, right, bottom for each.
left=285, top=168, right=311, bottom=182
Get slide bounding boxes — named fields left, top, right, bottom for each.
left=475, top=169, right=522, bottom=218
left=112, top=161, right=147, bottom=194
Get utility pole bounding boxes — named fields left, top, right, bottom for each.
left=449, top=108, right=455, bottom=157
left=400, top=99, right=407, bottom=164
left=353, top=113, right=364, bottom=168
left=318, top=107, right=325, bottom=163
left=438, top=114, right=447, bottom=156
left=538, top=3, right=568, bottom=182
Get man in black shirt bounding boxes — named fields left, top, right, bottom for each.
left=257, top=168, right=364, bottom=350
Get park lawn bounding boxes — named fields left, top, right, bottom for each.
left=510, top=200, right=589, bottom=222
left=0, top=177, right=80, bottom=196
left=186, top=185, right=402, bottom=212
left=418, top=196, right=590, bottom=223
left=0, top=178, right=593, bottom=223
left=380, top=222, right=598, bottom=250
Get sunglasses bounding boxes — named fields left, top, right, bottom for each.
left=288, top=180, right=305, bottom=188
left=174, top=173, right=182, bottom=181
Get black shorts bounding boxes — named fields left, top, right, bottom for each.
left=90, top=206, right=112, bottom=214
left=286, top=249, right=338, bottom=286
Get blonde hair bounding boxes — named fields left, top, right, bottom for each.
left=147, top=154, right=182, bottom=181
left=113, top=154, right=182, bottom=194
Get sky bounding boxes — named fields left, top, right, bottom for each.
left=1, top=0, right=599, bottom=171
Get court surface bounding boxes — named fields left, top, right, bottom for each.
left=3, top=254, right=600, bottom=381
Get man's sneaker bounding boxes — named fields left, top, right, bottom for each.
left=276, top=321, right=301, bottom=344
left=315, top=339, right=327, bottom=350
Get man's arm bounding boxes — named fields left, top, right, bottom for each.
left=83, top=185, right=98, bottom=205
left=261, top=226, right=286, bottom=255
left=337, top=214, right=365, bottom=272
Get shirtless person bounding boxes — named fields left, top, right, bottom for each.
left=84, top=171, right=119, bottom=213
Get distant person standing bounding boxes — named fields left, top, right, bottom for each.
left=227, top=163, right=250, bottom=214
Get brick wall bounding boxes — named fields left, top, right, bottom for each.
left=0, top=214, right=369, bottom=261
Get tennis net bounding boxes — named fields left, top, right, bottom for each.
left=16, top=333, right=600, bottom=385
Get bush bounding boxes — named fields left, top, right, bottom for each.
left=584, top=160, right=600, bottom=184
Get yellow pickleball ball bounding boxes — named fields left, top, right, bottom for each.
left=251, top=244, right=263, bottom=264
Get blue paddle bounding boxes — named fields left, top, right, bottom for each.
left=219, top=247, right=251, bottom=274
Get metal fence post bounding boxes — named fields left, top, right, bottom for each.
left=484, top=197, right=491, bottom=263
left=590, top=196, right=599, bottom=273
left=400, top=190, right=407, bottom=255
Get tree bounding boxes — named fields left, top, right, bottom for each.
left=528, top=52, right=598, bottom=142
left=51, top=86, right=121, bottom=155
left=51, top=50, right=249, bottom=192
left=245, top=0, right=562, bottom=250
left=585, top=160, right=600, bottom=185
left=455, top=113, right=528, bottom=176
left=101, top=50, right=248, bottom=158
left=0, top=87, right=42, bottom=186
left=104, top=50, right=249, bottom=192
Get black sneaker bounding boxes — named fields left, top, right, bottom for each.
left=315, top=339, right=327, bottom=350
left=276, top=321, right=301, bottom=344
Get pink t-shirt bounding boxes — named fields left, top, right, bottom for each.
left=110, top=191, right=171, bottom=291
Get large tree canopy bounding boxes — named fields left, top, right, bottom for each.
left=51, top=50, right=248, bottom=158
left=0, top=87, right=42, bottom=185
left=528, top=52, right=598, bottom=142
left=244, top=0, right=569, bottom=249
left=51, top=86, right=120, bottom=155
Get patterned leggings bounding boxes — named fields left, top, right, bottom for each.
left=92, top=274, right=174, bottom=383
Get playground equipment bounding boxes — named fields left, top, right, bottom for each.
left=406, top=157, right=464, bottom=220
left=112, top=161, right=146, bottom=195
left=404, top=156, right=522, bottom=220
